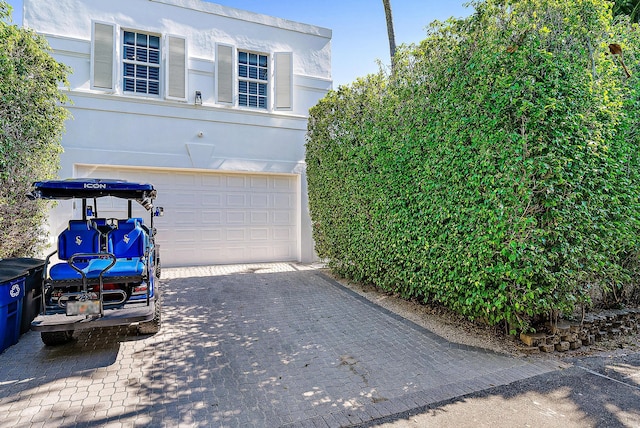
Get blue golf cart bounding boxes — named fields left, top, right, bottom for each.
left=29, top=178, right=163, bottom=345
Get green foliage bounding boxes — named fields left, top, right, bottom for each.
left=306, top=0, right=640, bottom=331
left=0, top=1, right=70, bottom=258
left=613, top=0, right=640, bottom=22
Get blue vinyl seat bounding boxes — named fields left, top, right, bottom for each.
left=49, top=220, right=101, bottom=281
left=98, top=219, right=149, bottom=278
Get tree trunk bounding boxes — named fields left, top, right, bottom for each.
left=382, top=0, right=397, bottom=70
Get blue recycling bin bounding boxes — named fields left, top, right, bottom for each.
left=0, top=269, right=25, bottom=354
left=5, top=258, right=45, bottom=334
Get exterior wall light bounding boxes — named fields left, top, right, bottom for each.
left=195, top=91, right=202, bottom=105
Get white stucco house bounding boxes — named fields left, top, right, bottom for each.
left=23, top=0, right=332, bottom=266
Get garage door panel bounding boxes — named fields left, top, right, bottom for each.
left=251, top=211, right=269, bottom=224
left=226, top=229, right=246, bottom=241
left=227, top=176, right=246, bottom=188
left=173, top=173, right=198, bottom=187
left=273, top=211, right=294, bottom=224
left=227, top=194, right=247, bottom=207
left=174, top=210, right=197, bottom=225
left=225, top=247, right=246, bottom=261
left=272, top=176, right=294, bottom=191
left=201, top=194, right=222, bottom=206
left=250, top=228, right=269, bottom=240
left=250, top=247, right=270, bottom=259
left=201, top=229, right=222, bottom=241
left=202, top=211, right=222, bottom=224
left=76, top=165, right=298, bottom=266
left=202, top=175, right=222, bottom=187
left=226, top=211, right=246, bottom=224
left=272, top=245, right=293, bottom=259
left=251, top=177, right=269, bottom=188
left=273, top=227, right=294, bottom=241
left=251, top=194, right=269, bottom=208
left=174, top=192, right=198, bottom=203
left=273, top=194, right=294, bottom=209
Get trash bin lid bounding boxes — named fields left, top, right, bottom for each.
left=0, top=267, right=27, bottom=284
left=1, top=258, right=45, bottom=272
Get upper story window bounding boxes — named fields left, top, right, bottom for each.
left=123, top=31, right=160, bottom=96
left=238, top=51, right=268, bottom=109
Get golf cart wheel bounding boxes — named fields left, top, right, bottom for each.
left=41, top=330, right=74, bottom=346
left=137, top=285, right=161, bottom=335
left=155, top=258, right=161, bottom=279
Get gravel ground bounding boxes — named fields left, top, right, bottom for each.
left=326, top=270, right=640, bottom=359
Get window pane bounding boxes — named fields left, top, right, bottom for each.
left=124, top=45, right=135, bottom=60
left=239, top=64, right=247, bottom=78
left=124, top=63, right=135, bottom=77
left=149, top=35, right=160, bottom=49
left=124, top=31, right=135, bottom=46
left=259, top=68, right=268, bottom=81
left=124, top=78, right=134, bottom=92
left=136, top=33, right=147, bottom=47
left=136, top=47, right=148, bottom=63
left=249, top=95, right=258, bottom=107
left=249, top=82, right=257, bottom=95
left=258, top=83, right=267, bottom=96
left=148, top=81, right=159, bottom=95
left=136, top=79, right=147, bottom=93
left=258, top=97, right=266, bottom=109
left=149, top=66, right=159, bottom=80
left=259, top=55, right=267, bottom=67
left=238, top=51, right=247, bottom=64
left=239, top=81, right=247, bottom=93
left=149, top=50, right=160, bottom=64
left=136, top=65, right=148, bottom=79
left=249, top=53, right=257, bottom=66
left=239, top=94, right=247, bottom=106
left=249, top=66, right=258, bottom=79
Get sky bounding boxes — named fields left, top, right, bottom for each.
left=4, top=0, right=473, bottom=87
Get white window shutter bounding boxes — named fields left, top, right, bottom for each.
left=91, top=22, right=115, bottom=90
left=217, top=44, right=233, bottom=104
left=275, top=52, right=293, bottom=110
left=167, top=35, right=187, bottom=100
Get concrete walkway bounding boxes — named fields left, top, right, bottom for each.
left=372, top=349, right=640, bottom=427
left=0, top=264, right=559, bottom=427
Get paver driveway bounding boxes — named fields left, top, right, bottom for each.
left=0, top=264, right=558, bottom=427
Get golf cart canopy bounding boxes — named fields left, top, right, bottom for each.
left=31, top=179, right=157, bottom=210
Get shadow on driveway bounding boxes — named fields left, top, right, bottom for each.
left=1, top=264, right=561, bottom=427
left=367, top=350, right=640, bottom=427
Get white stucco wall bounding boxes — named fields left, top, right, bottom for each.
left=23, top=0, right=332, bottom=264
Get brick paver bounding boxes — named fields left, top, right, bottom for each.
left=0, top=263, right=558, bottom=427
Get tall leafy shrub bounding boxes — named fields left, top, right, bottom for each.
left=0, top=2, right=70, bottom=258
left=306, top=0, right=640, bottom=330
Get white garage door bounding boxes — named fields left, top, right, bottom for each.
left=76, top=166, right=299, bottom=266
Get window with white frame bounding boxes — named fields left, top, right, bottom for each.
left=238, top=50, right=268, bottom=109
left=122, top=31, right=160, bottom=96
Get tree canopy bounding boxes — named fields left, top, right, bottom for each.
left=0, top=1, right=70, bottom=258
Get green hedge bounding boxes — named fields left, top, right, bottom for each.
left=306, top=0, right=640, bottom=330
left=0, top=3, right=70, bottom=258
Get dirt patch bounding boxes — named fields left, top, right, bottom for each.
left=326, top=270, right=640, bottom=359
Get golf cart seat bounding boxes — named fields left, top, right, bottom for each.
left=94, top=218, right=149, bottom=278
left=49, top=220, right=102, bottom=281
left=110, top=218, right=148, bottom=259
